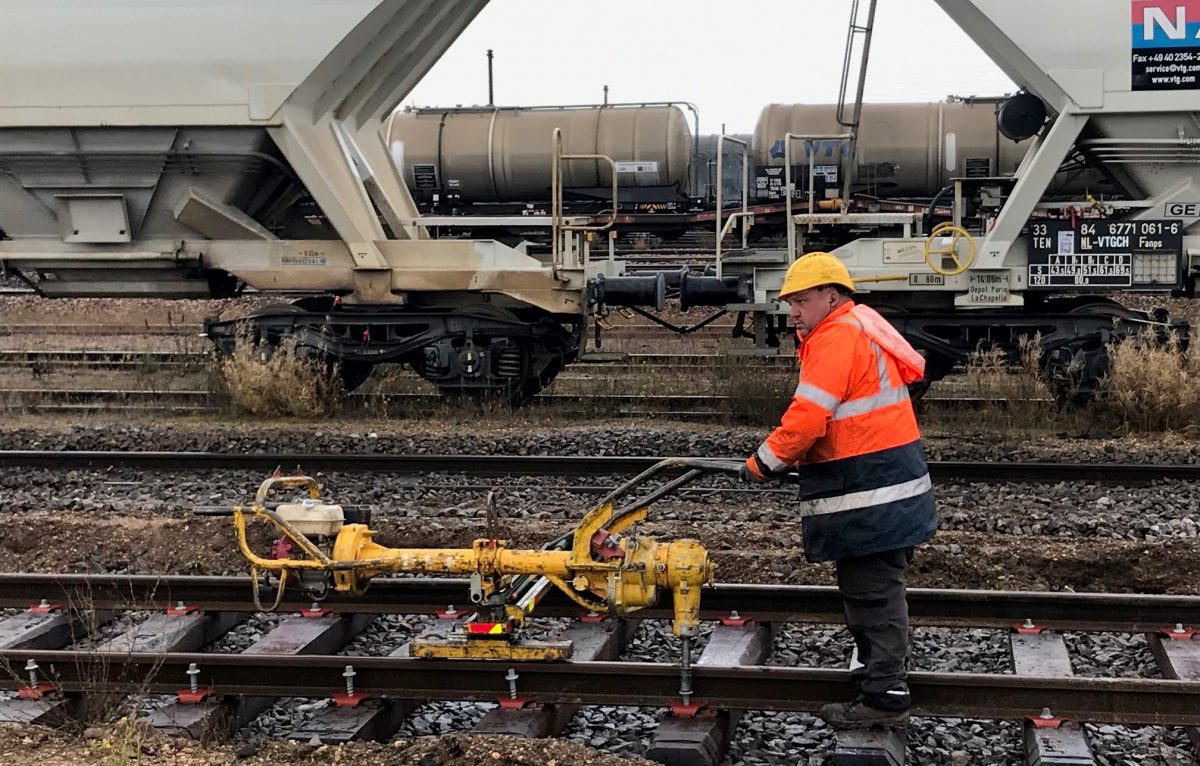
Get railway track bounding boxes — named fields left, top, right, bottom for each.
left=1, top=574, right=1195, bottom=629
left=0, top=349, right=795, bottom=371
left=0, top=573, right=1196, bottom=761
left=0, top=388, right=759, bottom=420
left=0, top=450, right=1196, bottom=484
left=0, top=322, right=735, bottom=338
left=2, top=387, right=1017, bottom=421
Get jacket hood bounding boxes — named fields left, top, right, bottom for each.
left=847, top=304, right=926, bottom=384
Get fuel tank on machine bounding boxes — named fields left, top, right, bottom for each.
left=752, top=101, right=1053, bottom=197
left=387, top=105, right=692, bottom=202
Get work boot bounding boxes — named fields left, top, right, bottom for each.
left=819, top=698, right=910, bottom=730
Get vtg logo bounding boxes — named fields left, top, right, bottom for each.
left=1133, top=1, right=1200, bottom=45
left=768, top=139, right=850, bottom=160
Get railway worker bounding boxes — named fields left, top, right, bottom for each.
left=739, top=252, right=938, bottom=729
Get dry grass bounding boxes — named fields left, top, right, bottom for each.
left=712, top=356, right=796, bottom=425
left=216, top=331, right=341, bottom=418
left=923, top=336, right=1062, bottom=436
left=926, top=330, right=1200, bottom=436
left=1100, top=332, right=1200, bottom=433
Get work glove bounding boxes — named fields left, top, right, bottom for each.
left=738, top=462, right=765, bottom=484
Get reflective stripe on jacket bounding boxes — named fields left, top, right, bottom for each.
left=746, top=301, right=938, bottom=562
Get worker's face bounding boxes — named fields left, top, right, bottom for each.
left=786, top=287, right=840, bottom=337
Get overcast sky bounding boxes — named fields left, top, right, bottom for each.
left=404, top=0, right=1017, bottom=134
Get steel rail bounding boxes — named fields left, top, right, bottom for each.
left=1, top=575, right=1195, bottom=631
left=1, top=650, right=1195, bottom=725
left=0, top=323, right=738, bottom=337
left=0, top=350, right=796, bottom=368
left=0, top=450, right=1197, bottom=483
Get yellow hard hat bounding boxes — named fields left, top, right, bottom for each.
left=778, top=252, right=855, bottom=300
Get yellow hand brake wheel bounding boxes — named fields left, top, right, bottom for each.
left=924, top=224, right=976, bottom=276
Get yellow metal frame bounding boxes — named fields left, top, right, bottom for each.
left=233, top=476, right=713, bottom=637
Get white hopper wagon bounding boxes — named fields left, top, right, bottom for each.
left=0, top=0, right=649, bottom=398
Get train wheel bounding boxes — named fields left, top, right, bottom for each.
left=423, top=306, right=572, bottom=404
left=1042, top=299, right=1142, bottom=407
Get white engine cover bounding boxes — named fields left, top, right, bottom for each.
left=275, top=499, right=345, bottom=538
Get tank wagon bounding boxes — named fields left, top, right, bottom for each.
left=390, top=104, right=695, bottom=214
left=387, top=99, right=1111, bottom=223
left=0, top=0, right=661, bottom=399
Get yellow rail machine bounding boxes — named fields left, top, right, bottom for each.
left=233, top=458, right=741, bottom=704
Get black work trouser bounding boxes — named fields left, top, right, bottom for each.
left=835, top=546, right=914, bottom=711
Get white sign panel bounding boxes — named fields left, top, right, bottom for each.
left=616, top=161, right=658, bottom=173
left=967, top=271, right=1011, bottom=304
left=908, top=273, right=945, bottom=286
left=882, top=241, right=925, bottom=264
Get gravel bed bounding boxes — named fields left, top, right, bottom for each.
left=6, top=423, right=1200, bottom=466
left=937, top=480, right=1200, bottom=540
left=771, top=625, right=1015, bottom=675
left=340, top=613, right=422, bottom=657
left=394, top=702, right=493, bottom=738
left=904, top=718, right=1023, bottom=765
left=242, top=697, right=327, bottom=743
left=1065, top=632, right=1161, bottom=679
left=911, top=628, right=1012, bottom=674
left=726, top=711, right=837, bottom=766
left=727, top=715, right=1195, bottom=765
left=769, top=623, right=851, bottom=668
left=1086, top=724, right=1195, bottom=765
left=7, top=467, right=1200, bottom=545
left=517, top=616, right=572, bottom=643
left=204, top=613, right=282, bottom=653
left=562, top=706, right=659, bottom=757
left=618, top=619, right=713, bottom=663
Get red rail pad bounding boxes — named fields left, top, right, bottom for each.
left=497, top=696, right=538, bottom=710
left=167, top=605, right=203, bottom=616
left=1161, top=625, right=1196, bottom=640
left=17, top=684, right=57, bottom=700
left=176, top=689, right=215, bottom=704
left=332, top=692, right=372, bottom=708
left=669, top=700, right=708, bottom=718
left=1026, top=713, right=1066, bottom=729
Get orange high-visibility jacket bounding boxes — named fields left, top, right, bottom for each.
left=745, top=301, right=938, bottom=562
